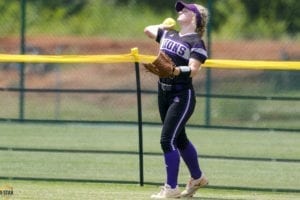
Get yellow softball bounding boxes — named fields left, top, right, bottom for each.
left=162, top=17, right=176, bottom=28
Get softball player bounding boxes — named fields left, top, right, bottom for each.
left=144, top=1, right=209, bottom=198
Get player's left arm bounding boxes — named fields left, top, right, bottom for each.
left=173, top=58, right=202, bottom=78
left=188, top=58, right=202, bottom=77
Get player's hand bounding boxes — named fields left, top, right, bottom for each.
left=143, top=51, right=176, bottom=78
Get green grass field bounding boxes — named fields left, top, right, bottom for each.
left=0, top=123, right=300, bottom=199
left=1, top=180, right=300, bottom=200
left=1, top=90, right=299, bottom=129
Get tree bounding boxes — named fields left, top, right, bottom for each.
left=240, top=0, right=299, bottom=37
left=27, top=0, right=87, bottom=16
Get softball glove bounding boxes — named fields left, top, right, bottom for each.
left=143, top=51, right=176, bottom=78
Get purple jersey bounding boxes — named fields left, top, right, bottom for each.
left=156, top=28, right=207, bottom=84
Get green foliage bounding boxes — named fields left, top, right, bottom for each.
left=22, top=0, right=171, bottom=38
left=114, top=0, right=176, bottom=13
left=0, top=0, right=299, bottom=39
left=0, top=1, right=20, bottom=36
left=211, top=0, right=299, bottom=39
left=242, top=0, right=300, bottom=37
left=212, top=0, right=247, bottom=39
left=27, top=0, right=87, bottom=16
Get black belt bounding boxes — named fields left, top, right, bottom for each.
left=158, top=81, right=190, bottom=92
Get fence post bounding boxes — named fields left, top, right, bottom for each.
left=19, top=0, right=27, bottom=120
left=205, top=0, right=213, bottom=126
left=132, top=48, right=144, bottom=186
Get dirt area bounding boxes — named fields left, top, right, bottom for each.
left=0, top=36, right=299, bottom=88
left=1, top=36, right=299, bottom=59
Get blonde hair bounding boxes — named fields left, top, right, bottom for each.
left=194, top=4, right=209, bottom=38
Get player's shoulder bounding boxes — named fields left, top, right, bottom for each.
left=157, top=29, right=178, bottom=41
left=167, top=29, right=179, bottom=34
left=184, top=34, right=206, bottom=49
left=159, top=28, right=177, bottom=33
left=183, top=33, right=202, bottom=43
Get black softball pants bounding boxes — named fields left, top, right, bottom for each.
left=158, top=86, right=196, bottom=153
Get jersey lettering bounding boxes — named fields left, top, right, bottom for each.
left=157, top=29, right=207, bottom=66
left=172, top=43, right=180, bottom=53
left=178, top=46, right=187, bottom=56
left=161, top=39, right=188, bottom=57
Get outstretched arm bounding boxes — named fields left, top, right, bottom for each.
left=144, top=18, right=176, bottom=39
left=144, top=24, right=162, bottom=39
left=173, top=58, right=202, bottom=78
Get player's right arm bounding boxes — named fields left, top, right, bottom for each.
left=144, top=18, right=176, bottom=39
left=144, top=25, right=162, bottom=39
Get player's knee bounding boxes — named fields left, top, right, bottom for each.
left=160, top=140, right=175, bottom=153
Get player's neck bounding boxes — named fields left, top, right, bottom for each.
left=179, top=24, right=196, bottom=36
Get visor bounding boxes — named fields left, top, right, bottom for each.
left=175, top=1, right=202, bottom=27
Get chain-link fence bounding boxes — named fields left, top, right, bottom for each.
left=0, top=0, right=299, bottom=131
left=0, top=0, right=300, bottom=192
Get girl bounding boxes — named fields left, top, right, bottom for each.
left=144, top=1, right=209, bottom=198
